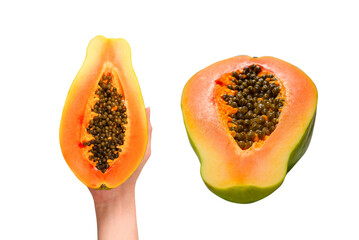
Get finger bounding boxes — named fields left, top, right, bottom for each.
left=145, top=107, right=152, bottom=157
left=145, top=107, right=150, bottom=117
left=145, top=107, right=152, bottom=137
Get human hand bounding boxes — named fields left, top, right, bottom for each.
left=88, top=107, right=152, bottom=240
left=89, top=107, right=152, bottom=204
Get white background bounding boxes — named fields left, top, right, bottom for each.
left=0, top=0, right=358, bottom=239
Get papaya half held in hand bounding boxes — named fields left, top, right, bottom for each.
left=181, top=56, right=317, bottom=203
left=60, top=36, right=147, bottom=189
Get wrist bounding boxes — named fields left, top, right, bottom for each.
left=93, top=188, right=138, bottom=240
left=93, top=187, right=135, bottom=209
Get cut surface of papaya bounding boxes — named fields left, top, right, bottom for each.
left=60, top=36, right=147, bottom=189
left=181, top=56, right=317, bottom=203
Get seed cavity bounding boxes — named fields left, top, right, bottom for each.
left=220, top=64, right=285, bottom=150
left=83, top=73, right=127, bottom=173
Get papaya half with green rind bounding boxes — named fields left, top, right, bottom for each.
left=181, top=56, right=317, bottom=203
left=60, top=36, right=147, bottom=189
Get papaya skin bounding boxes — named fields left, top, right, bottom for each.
left=60, top=36, right=147, bottom=189
left=203, top=112, right=315, bottom=203
left=181, top=55, right=317, bottom=203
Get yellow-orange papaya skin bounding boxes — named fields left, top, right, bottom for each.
left=181, top=55, right=317, bottom=203
left=60, top=36, right=148, bottom=189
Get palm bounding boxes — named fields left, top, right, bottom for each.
left=89, top=107, right=152, bottom=203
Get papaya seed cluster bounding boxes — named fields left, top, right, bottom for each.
left=83, top=74, right=127, bottom=173
left=222, top=64, right=284, bottom=150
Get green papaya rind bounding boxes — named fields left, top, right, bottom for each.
left=200, top=111, right=316, bottom=203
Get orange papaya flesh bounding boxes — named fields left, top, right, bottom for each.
left=60, top=36, right=147, bottom=189
left=214, top=66, right=285, bottom=150
left=181, top=55, right=317, bottom=203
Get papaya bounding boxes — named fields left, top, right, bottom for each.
left=181, top=56, right=317, bottom=203
left=59, top=36, right=147, bottom=189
